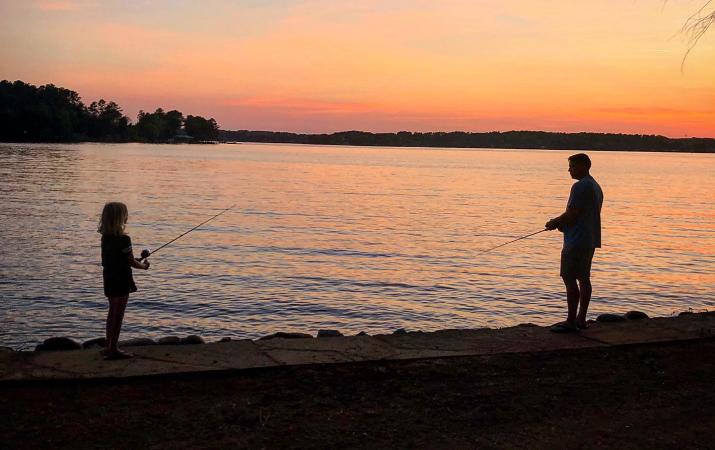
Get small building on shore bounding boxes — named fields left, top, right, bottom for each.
left=169, top=128, right=193, bottom=143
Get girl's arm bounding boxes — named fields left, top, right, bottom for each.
left=127, top=250, right=150, bottom=270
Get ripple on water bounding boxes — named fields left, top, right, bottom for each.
left=0, top=143, right=714, bottom=348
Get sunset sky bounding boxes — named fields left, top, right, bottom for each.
left=1, top=0, right=714, bottom=137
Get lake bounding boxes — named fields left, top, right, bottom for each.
left=1, top=143, right=713, bottom=349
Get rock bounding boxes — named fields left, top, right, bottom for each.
left=679, top=311, right=694, bottom=316
left=259, top=332, right=312, bottom=340
left=0, top=346, right=15, bottom=352
left=35, top=337, right=82, bottom=352
left=355, top=331, right=369, bottom=336
left=180, top=335, right=205, bottom=345
left=82, top=337, right=107, bottom=349
left=596, top=313, right=627, bottom=323
left=158, top=336, right=182, bottom=345
left=317, top=330, right=343, bottom=338
left=219, top=337, right=232, bottom=342
left=119, top=338, right=157, bottom=347
left=624, top=311, right=649, bottom=320
left=393, top=328, right=407, bottom=335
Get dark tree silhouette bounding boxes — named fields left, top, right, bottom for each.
left=185, top=115, right=219, bottom=141
left=133, top=108, right=185, bottom=142
left=0, top=80, right=86, bottom=142
left=0, top=80, right=221, bottom=143
left=86, top=99, right=129, bottom=141
left=219, top=129, right=715, bottom=152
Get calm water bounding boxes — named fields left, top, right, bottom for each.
left=1, top=143, right=713, bottom=349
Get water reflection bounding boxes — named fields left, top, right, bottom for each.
left=0, top=143, right=713, bottom=348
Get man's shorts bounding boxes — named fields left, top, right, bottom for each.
left=560, top=247, right=596, bottom=280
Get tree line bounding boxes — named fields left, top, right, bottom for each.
left=0, top=80, right=219, bottom=143
left=220, top=130, right=715, bottom=152
left=2, top=80, right=712, bottom=151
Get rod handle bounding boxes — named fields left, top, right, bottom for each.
left=136, top=249, right=151, bottom=262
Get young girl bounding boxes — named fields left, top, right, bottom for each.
left=98, top=202, right=150, bottom=359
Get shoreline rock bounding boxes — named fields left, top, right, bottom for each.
left=597, top=313, right=627, bottom=323
left=82, top=337, right=107, bottom=349
left=17, top=310, right=708, bottom=352
left=259, top=332, right=313, bottom=340
left=35, top=337, right=82, bottom=352
left=119, top=338, right=157, bottom=347
left=180, top=335, right=205, bottom=345
left=317, top=330, right=343, bottom=338
left=158, top=336, right=182, bottom=345
left=625, top=311, right=649, bottom=320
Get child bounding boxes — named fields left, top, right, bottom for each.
left=98, top=202, right=150, bottom=360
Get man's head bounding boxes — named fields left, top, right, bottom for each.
left=568, top=153, right=591, bottom=180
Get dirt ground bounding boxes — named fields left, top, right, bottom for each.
left=2, top=339, right=714, bottom=450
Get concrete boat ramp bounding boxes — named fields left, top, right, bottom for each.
left=1, top=312, right=713, bottom=382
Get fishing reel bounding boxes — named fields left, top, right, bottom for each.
left=139, top=249, right=151, bottom=261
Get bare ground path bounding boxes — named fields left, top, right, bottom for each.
left=3, top=338, right=714, bottom=449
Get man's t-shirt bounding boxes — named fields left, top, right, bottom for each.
left=563, top=175, right=603, bottom=249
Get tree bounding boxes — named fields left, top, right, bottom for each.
left=165, top=109, right=184, bottom=136
left=86, top=99, right=129, bottom=141
left=0, top=80, right=87, bottom=142
left=184, top=115, right=219, bottom=141
left=132, top=108, right=185, bottom=142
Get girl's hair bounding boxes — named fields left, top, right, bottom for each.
left=98, top=202, right=128, bottom=236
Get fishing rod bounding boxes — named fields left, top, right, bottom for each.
left=137, top=204, right=235, bottom=261
left=478, top=228, right=548, bottom=253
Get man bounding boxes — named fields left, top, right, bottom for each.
left=545, top=153, right=603, bottom=332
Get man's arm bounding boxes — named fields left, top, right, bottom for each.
left=545, top=207, right=580, bottom=230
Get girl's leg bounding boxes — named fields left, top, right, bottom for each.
left=106, top=298, right=117, bottom=344
left=106, top=295, right=129, bottom=355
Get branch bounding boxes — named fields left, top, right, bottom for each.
left=681, top=0, right=714, bottom=69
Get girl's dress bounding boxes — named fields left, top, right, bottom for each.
left=101, top=234, right=137, bottom=297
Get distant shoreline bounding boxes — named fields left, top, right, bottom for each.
left=4, top=129, right=715, bottom=153
left=3, top=81, right=713, bottom=152
left=219, top=140, right=715, bottom=154
left=218, top=129, right=715, bottom=153
left=3, top=139, right=715, bottom=153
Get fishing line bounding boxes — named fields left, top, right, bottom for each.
left=138, top=204, right=235, bottom=261
left=478, top=228, right=548, bottom=253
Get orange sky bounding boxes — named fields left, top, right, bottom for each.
left=1, top=0, right=714, bottom=136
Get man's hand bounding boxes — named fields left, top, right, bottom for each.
left=545, top=218, right=559, bottom=230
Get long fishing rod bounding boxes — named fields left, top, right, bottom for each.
left=137, top=204, right=235, bottom=261
left=479, top=228, right=548, bottom=253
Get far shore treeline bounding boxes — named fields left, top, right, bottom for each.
left=2, top=80, right=714, bottom=152
left=222, top=130, right=715, bottom=153
left=0, top=80, right=219, bottom=143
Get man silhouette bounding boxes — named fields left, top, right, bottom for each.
left=545, top=153, right=603, bottom=332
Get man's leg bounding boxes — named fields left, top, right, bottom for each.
left=562, top=276, right=580, bottom=327
left=576, top=276, right=592, bottom=328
